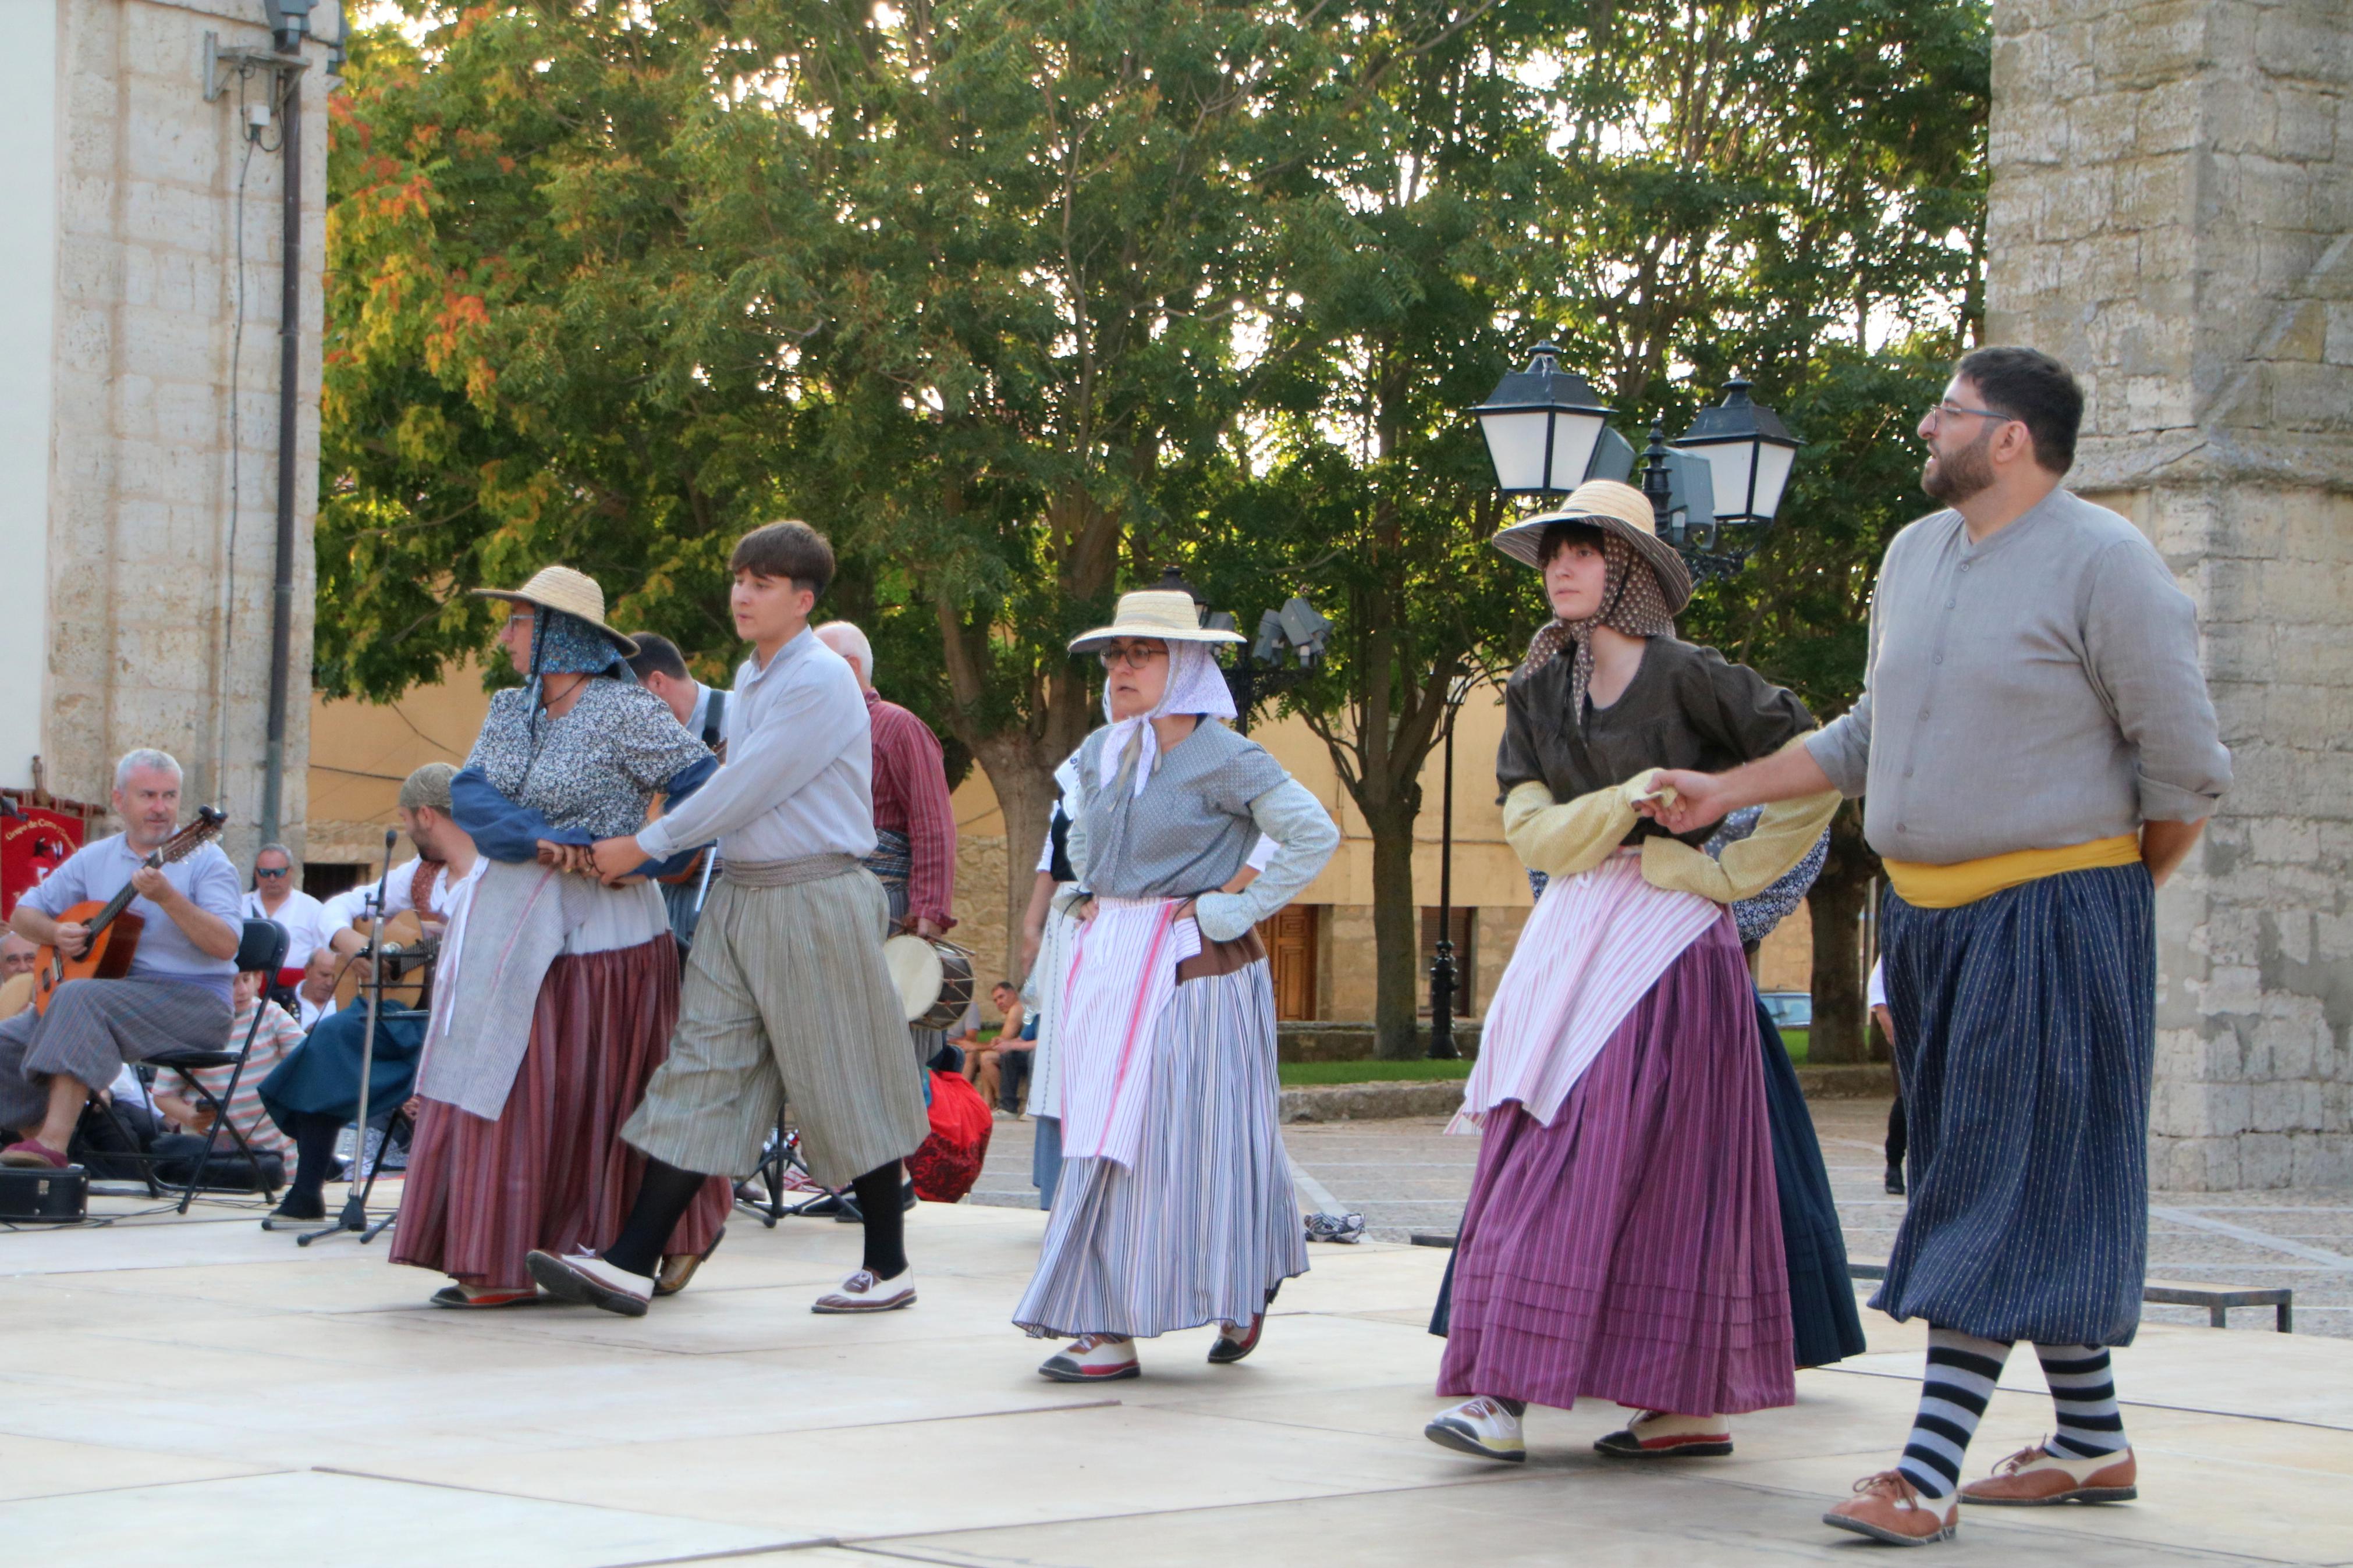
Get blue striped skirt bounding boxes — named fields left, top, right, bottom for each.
left=1875, top=862, right=2156, bottom=1347
left=1013, top=958, right=1307, bottom=1339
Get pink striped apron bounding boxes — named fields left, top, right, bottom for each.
left=1451, top=849, right=1724, bottom=1133
left=1055, top=896, right=1202, bottom=1167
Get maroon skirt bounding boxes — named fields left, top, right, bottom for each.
left=1437, top=916, right=1794, bottom=1416
left=392, top=936, right=732, bottom=1291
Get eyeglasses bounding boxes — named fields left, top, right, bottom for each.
left=254, top=866, right=289, bottom=878
left=504, top=611, right=535, bottom=630
left=1922, top=401, right=2015, bottom=430
left=1098, top=645, right=1168, bottom=671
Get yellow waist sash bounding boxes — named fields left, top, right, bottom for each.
left=1882, top=833, right=2141, bottom=909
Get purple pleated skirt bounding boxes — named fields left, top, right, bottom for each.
left=1436, top=915, right=1794, bottom=1417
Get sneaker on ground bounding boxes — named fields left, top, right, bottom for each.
left=1823, top=1470, right=1960, bottom=1546
left=812, top=1267, right=917, bottom=1314
left=1961, top=1443, right=2137, bottom=1506
left=1038, top=1334, right=1140, bottom=1383
left=526, top=1250, right=652, bottom=1317
left=1423, top=1396, right=1526, bottom=1463
left=1594, top=1409, right=1733, bottom=1458
left=259, top=1190, right=326, bottom=1230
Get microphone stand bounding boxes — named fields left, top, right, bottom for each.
left=300, top=828, right=399, bottom=1246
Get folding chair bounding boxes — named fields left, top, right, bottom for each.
left=145, top=918, right=290, bottom=1215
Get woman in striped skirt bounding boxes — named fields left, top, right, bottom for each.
left=1013, top=589, right=1339, bottom=1382
left=391, top=567, right=733, bottom=1308
left=1422, top=481, right=1841, bottom=1463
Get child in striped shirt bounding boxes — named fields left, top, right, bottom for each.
left=154, top=966, right=306, bottom=1164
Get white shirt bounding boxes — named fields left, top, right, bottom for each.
left=1867, top=958, right=1886, bottom=1011
left=320, top=856, right=468, bottom=929
left=637, top=628, right=876, bottom=865
left=687, top=682, right=725, bottom=745
left=296, top=991, right=338, bottom=1030
left=242, top=887, right=338, bottom=970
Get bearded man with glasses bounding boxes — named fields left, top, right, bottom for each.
left=1643, top=346, right=2233, bottom=1546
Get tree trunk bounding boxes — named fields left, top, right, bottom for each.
left=1362, top=797, right=1421, bottom=1060
left=1805, top=804, right=1878, bottom=1065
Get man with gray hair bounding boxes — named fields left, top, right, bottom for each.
left=0, top=749, right=244, bottom=1168
left=243, top=841, right=336, bottom=993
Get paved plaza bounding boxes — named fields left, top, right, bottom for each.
left=5, top=1105, right=2350, bottom=1568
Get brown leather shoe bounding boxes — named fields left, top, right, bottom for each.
left=1823, top=1470, right=1958, bottom=1546
left=1961, top=1443, right=2137, bottom=1505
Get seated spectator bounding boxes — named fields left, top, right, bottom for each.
left=244, top=843, right=339, bottom=992
left=0, top=932, right=36, bottom=1020
left=959, top=983, right=1034, bottom=1117
left=149, top=965, right=304, bottom=1189
left=292, top=947, right=340, bottom=1029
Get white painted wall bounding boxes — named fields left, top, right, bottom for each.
left=0, top=4, right=58, bottom=790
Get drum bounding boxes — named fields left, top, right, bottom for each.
left=882, top=933, right=975, bottom=1031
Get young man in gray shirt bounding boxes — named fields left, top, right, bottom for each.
left=1649, top=348, right=2231, bottom=1546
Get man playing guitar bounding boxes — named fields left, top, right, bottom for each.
left=0, top=749, right=244, bottom=1168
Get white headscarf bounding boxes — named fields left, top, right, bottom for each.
left=1096, top=641, right=1237, bottom=798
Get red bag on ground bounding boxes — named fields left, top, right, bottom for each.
left=907, top=1068, right=993, bottom=1203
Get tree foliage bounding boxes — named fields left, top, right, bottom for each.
left=321, top=0, right=1990, bottom=1033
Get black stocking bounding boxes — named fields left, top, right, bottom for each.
left=289, top=1112, right=343, bottom=1203
left=850, top=1159, right=907, bottom=1280
left=602, top=1157, right=713, bottom=1278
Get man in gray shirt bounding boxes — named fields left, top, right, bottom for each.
left=0, top=749, right=244, bottom=1168
left=1649, top=348, right=2230, bottom=1545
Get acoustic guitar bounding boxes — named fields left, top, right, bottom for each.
left=331, top=908, right=435, bottom=1012
left=33, top=807, right=228, bottom=1016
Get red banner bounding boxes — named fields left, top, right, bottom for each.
left=2, top=808, right=86, bottom=919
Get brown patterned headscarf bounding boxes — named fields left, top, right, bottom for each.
left=1521, top=531, right=1677, bottom=721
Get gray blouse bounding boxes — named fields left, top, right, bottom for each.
left=1068, top=719, right=1340, bottom=943
left=467, top=678, right=712, bottom=840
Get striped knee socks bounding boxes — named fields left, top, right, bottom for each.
left=1898, top=1328, right=2012, bottom=1501
left=2035, top=1343, right=2128, bottom=1458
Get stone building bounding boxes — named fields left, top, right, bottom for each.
left=1990, top=0, right=2352, bottom=1187
left=2, top=0, right=338, bottom=867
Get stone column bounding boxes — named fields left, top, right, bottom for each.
left=47, top=0, right=326, bottom=868
left=1989, top=0, right=2352, bottom=1187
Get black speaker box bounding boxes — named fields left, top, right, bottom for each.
left=0, top=1164, right=88, bottom=1222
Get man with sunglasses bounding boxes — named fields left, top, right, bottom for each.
left=242, top=844, right=336, bottom=995
left=1644, top=346, right=2231, bottom=1546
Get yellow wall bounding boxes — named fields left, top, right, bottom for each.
left=306, top=663, right=492, bottom=870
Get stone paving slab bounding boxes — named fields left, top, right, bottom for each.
left=2, top=1182, right=2347, bottom=1566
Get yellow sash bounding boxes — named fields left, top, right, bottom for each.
left=1882, top=833, right=2141, bottom=909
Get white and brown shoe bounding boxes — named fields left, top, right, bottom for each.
left=1594, top=1409, right=1733, bottom=1458
left=1823, top=1470, right=1960, bottom=1546
left=526, top=1250, right=653, bottom=1317
left=1962, top=1443, right=2137, bottom=1505
left=1038, top=1334, right=1140, bottom=1382
left=812, top=1267, right=917, bottom=1314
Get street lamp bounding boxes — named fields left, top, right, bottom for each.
left=1425, top=671, right=1475, bottom=1061
left=1472, top=349, right=1802, bottom=581
left=1668, top=374, right=1801, bottom=570
left=1470, top=343, right=1616, bottom=499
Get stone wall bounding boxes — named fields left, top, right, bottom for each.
left=1990, top=0, right=2352, bottom=1187
left=47, top=1, right=329, bottom=865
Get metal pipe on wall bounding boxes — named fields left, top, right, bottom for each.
left=258, top=62, right=300, bottom=845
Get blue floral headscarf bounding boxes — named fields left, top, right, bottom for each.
left=531, top=607, right=629, bottom=678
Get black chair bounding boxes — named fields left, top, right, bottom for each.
left=144, top=918, right=289, bottom=1215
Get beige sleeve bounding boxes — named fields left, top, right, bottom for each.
left=1502, top=771, right=1663, bottom=880
left=1639, top=738, right=1841, bottom=903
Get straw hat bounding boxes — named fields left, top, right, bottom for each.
left=1488, top=479, right=1694, bottom=616
left=1067, top=590, right=1247, bottom=655
left=469, top=565, right=640, bottom=655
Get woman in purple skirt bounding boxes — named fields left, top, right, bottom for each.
left=1422, top=481, right=1840, bottom=1464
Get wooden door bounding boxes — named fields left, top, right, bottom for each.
left=1258, top=904, right=1320, bottom=1021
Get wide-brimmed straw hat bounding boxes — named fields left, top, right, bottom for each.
left=469, top=566, right=640, bottom=655
left=1488, top=479, right=1694, bottom=616
left=1067, top=590, right=1247, bottom=655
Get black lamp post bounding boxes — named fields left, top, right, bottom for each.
left=1425, top=671, right=1474, bottom=1060
left=1471, top=350, right=1802, bottom=581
